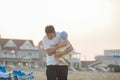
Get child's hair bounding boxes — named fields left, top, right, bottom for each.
left=61, top=31, right=68, bottom=40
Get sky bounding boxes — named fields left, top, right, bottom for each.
left=0, top=0, right=120, bottom=60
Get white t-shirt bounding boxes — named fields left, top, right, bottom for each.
left=42, top=32, right=61, bottom=65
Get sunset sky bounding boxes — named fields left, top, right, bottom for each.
left=0, top=0, right=120, bottom=60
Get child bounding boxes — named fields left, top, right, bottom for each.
left=56, top=31, right=72, bottom=66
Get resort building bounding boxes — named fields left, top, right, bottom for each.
left=89, top=49, right=120, bottom=68
left=0, top=38, right=41, bottom=69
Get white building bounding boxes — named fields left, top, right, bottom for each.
left=89, top=49, right=120, bottom=68
left=0, top=38, right=41, bottom=69
left=69, top=51, right=81, bottom=69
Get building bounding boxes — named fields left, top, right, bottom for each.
left=81, top=61, right=95, bottom=68
left=89, top=49, right=120, bottom=68
left=0, top=38, right=41, bottom=69
left=38, top=41, right=46, bottom=69
left=69, top=51, right=81, bottom=69
left=0, top=37, right=81, bottom=71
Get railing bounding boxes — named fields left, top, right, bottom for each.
left=0, top=53, right=39, bottom=59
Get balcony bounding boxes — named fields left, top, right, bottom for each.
left=0, top=52, right=39, bottom=59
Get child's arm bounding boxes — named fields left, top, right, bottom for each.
left=55, top=42, right=73, bottom=58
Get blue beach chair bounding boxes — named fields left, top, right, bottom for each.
left=13, top=70, right=34, bottom=80
left=0, top=65, right=12, bottom=80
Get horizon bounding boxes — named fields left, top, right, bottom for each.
left=0, top=0, right=120, bottom=60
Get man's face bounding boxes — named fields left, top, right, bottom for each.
left=47, top=32, right=56, bottom=39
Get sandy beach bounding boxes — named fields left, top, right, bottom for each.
left=31, top=71, right=120, bottom=80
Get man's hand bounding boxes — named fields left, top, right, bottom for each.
left=55, top=46, right=73, bottom=58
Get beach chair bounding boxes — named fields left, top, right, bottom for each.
left=0, top=65, right=12, bottom=80
left=13, top=70, right=34, bottom=80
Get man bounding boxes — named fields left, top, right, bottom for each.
left=42, top=25, right=73, bottom=80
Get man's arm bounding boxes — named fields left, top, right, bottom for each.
left=45, top=47, right=58, bottom=56
left=55, top=42, right=73, bottom=57
left=45, top=42, right=68, bottom=56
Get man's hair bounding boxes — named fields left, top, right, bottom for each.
left=45, top=25, right=55, bottom=34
